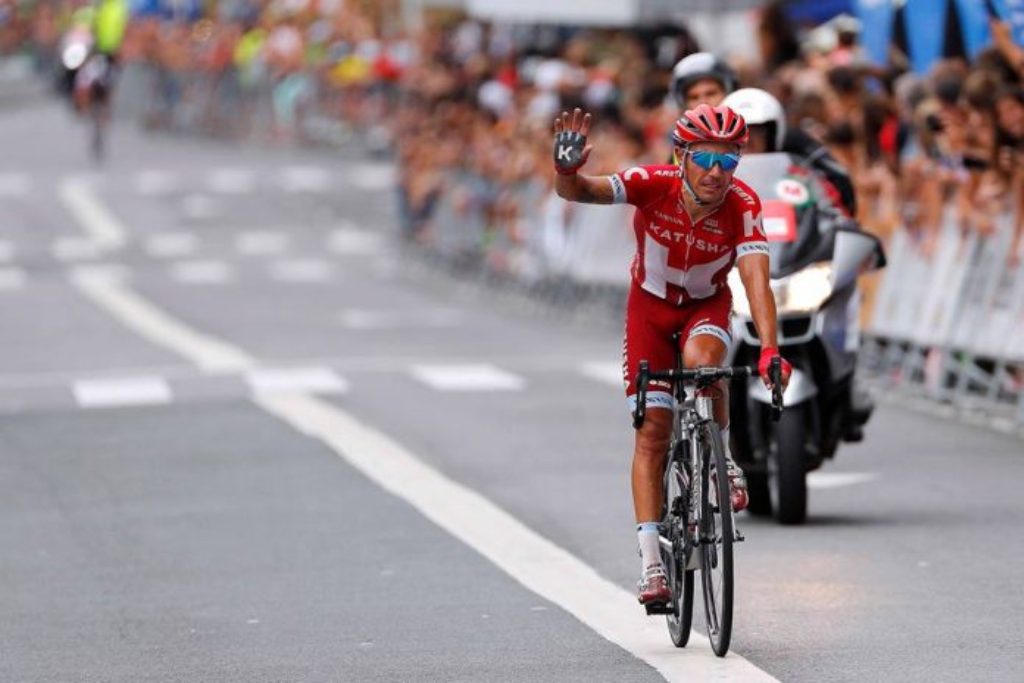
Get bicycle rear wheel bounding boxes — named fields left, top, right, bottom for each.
left=699, top=423, right=734, bottom=657
left=662, top=457, right=694, bottom=647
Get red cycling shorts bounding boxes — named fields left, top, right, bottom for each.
left=623, top=282, right=733, bottom=412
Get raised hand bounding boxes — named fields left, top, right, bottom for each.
left=552, top=108, right=594, bottom=175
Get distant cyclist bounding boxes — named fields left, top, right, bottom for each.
left=670, top=52, right=857, bottom=215
left=552, top=106, right=792, bottom=607
left=74, top=0, right=128, bottom=157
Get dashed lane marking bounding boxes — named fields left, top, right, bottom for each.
left=134, top=170, right=180, bottom=196
left=0, top=172, right=31, bottom=196
left=246, top=367, right=349, bottom=395
left=326, top=228, right=384, bottom=255
left=72, top=376, right=172, bottom=408
left=579, top=361, right=624, bottom=387
left=279, top=166, right=334, bottom=193
left=410, top=363, right=526, bottom=392
left=807, top=472, right=878, bottom=490
left=206, top=168, right=255, bottom=195
left=145, top=233, right=199, bottom=259
left=268, top=259, right=334, bottom=282
left=348, top=163, right=395, bottom=191
left=0, top=267, right=26, bottom=290
left=169, top=260, right=235, bottom=285
left=338, top=308, right=463, bottom=330
left=236, top=231, right=290, bottom=256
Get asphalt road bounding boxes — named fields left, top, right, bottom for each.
left=1, top=99, right=1023, bottom=682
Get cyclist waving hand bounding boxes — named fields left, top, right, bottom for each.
left=553, top=106, right=792, bottom=607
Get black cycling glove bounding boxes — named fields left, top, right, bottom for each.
left=553, top=130, right=587, bottom=175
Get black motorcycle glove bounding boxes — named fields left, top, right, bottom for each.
left=553, top=130, right=587, bottom=175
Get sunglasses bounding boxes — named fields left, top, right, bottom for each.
left=688, top=150, right=741, bottom=172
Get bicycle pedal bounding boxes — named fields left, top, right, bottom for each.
left=734, top=530, right=745, bottom=542
left=644, top=602, right=673, bottom=615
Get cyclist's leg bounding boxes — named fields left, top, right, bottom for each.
left=624, top=284, right=681, bottom=602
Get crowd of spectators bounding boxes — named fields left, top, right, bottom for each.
left=19, top=1, right=1024, bottom=264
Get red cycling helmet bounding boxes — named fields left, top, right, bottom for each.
left=673, top=104, right=749, bottom=147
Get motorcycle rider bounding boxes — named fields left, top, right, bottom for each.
left=670, top=53, right=857, bottom=216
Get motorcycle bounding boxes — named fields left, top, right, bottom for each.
left=727, top=153, right=886, bottom=524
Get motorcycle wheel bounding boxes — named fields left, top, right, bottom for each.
left=769, top=404, right=809, bottom=525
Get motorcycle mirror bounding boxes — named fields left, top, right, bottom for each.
left=831, top=228, right=886, bottom=291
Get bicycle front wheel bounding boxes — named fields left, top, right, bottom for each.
left=663, top=458, right=694, bottom=647
left=699, top=423, right=734, bottom=657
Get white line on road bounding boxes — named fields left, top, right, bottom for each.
left=247, top=367, right=349, bottom=395
left=70, top=269, right=253, bottom=373
left=0, top=172, right=31, bottom=196
left=70, top=273, right=777, bottom=682
left=236, top=231, right=290, bottom=255
left=806, top=472, right=878, bottom=490
left=579, top=361, right=624, bottom=387
left=279, top=166, right=334, bottom=193
left=58, top=177, right=126, bottom=249
left=73, top=376, right=172, bottom=408
left=348, top=163, right=395, bottom=191
left=338, top=308, right=463, bottom=330
left=180, top=194, right=220, bottom=221
left=410, top=363, right=525, bottom=391
left=268, top=259, right=334, bottom=282
left=170, top=260, right=235, bottom=285
left=255, top=393, right=778, bottom=682
left=326, top=227, right=384, bottom=255
left=145, top=232, right=199, bottom=259
left=134, top=170, right=180, bottom=196
left=0, top=267, right=26, bottom=290
left=207, top=168, right=255, bottom=194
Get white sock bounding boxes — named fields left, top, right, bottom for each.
left=637, top=522, right=661, bottom=571
left=720, top=424, right=732, bottom=462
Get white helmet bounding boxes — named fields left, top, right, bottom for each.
left=722, top=87, right=787, bottom=152
left=670, top=52, right=738, bottom=108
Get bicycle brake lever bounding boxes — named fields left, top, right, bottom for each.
left=633, top=361, right=649, bottom=429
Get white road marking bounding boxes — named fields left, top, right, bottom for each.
left=410, top=364, right=525, bottom=391
left=134, top=170, right=180, bottom=196
left=73, top=376, right=172, bottom=408
left=280, top=166, right=334, bottom=193
left=269, top=259, right=333, bottom=282
left=0, top=268, right=26, bottom=290
left=145, top=232, right=199, bottom=259
left=237, top=231, right=290, bottom=255
left=70, top=270, right=253, bottom=373
left=207, top=168, right=255, bottom=194
left=579, top=361, right=624, bottom=387
left=52, top=237, right=104, bottom=262
left=256, top=393, right=778, bottom=682
left=170, top=260, right=235, bottom=285
left=338, top=308, right=463, bottom=330
left=58, top=177, right=126, bottom=249
left=247, top=367, right=349, bottom=395
left=348, top=163, right=395, bottom=191
left=0, top=240, right=15, bottom=263
left=180, top=194, right=220, bottom=220
left=0, top=172, right=31, bottom=196
left=326, top=228, right=384, bottom=255
left=806, top=472, right=878, bottom=490
left=70, top=275, right=778, bottom=682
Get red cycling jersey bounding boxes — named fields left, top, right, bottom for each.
left=610, top=165, right=768, bottom=304
left=609, top=165, right=768, bottom=409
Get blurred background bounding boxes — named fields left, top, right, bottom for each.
left=2, top=1, right=1024, bottom=681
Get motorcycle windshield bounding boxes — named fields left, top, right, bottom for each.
left=734, top=153, right=835, bottom=279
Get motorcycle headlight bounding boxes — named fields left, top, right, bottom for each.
left=62, top=44, right=88, bottom=70
left=729, top=263, right=834, bottom=316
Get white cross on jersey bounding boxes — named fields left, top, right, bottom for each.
left=642, top=235, right=733, bottom=300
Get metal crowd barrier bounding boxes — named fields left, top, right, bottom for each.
left=865, top=210, right=1024, bottom=433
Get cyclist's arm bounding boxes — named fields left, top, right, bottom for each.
left=555, top=173, right=617, bottom=204
left=737, top=253, right=779, bottom=349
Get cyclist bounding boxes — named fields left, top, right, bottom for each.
left=553, top=106, right=792, bottom=607
left=73, top=0, right=128, bottom=154
left=671, top=53, right=857, bottom=215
